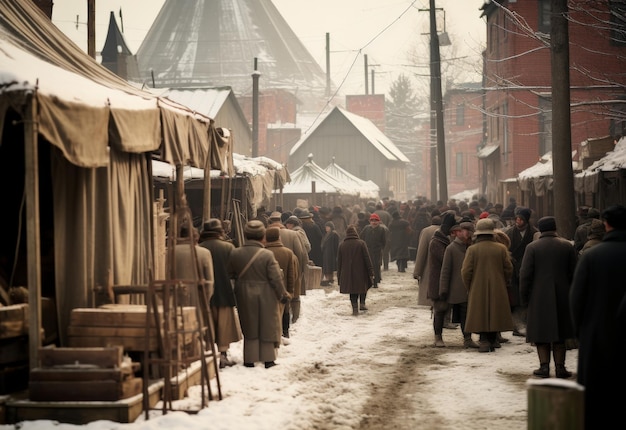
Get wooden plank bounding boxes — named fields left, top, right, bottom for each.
left=0, top=304, right=28, bottom=339
left=67, top=326, right=158, bottom=338
left=67, top=335, right=159, bottom=352
left=28, top=378, right=143, bottom=402
left=29, top=367, right=131, bottom=382
left=38, top=346, right=122, bottom=368
left=69, top=306, right=198, bottom=329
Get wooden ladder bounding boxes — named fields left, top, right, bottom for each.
left=141, top=205, right=222, bottom=418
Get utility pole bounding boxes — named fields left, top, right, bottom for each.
left=551, top=0, right=576, bottom=238
left=364, top=54, right=369, bottom=95
left=429, top=0, right=448, bottom=203
left=87, top=0, right=95, bottom=59
left=252, top=58, right=260, bottom=158
left=419, top=3, right=449, bottom=203
left=325, top=33, right=331, bottom=98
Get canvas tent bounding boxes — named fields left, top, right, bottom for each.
left=0, top=0, right=228, bottom=356
left=324, top=157, right=379, bottom=201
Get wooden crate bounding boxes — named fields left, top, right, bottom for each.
left=28, top=346, right=142, bottom=402
left=0, top=304, right=28, bottom=340
left=67, top=305, right=199, bottom=352
left=304, top=265, right=323, bottom=290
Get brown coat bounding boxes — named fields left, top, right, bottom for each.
left=265, top=239, right=299, bottom=297
left=461, top=235, right=514, bottom=333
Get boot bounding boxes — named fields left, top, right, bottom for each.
left=555, top=365, right=572, bottom=379
left=359, top=302, right=368, bottom=311
left=533, top=364, right=550, bottom=378
left=478, top=340, right=493, bottom=352
left=290, top=299, right=301, bottom=323
left=553, top=343, right=572, bottom=378
left=434, top=334, right=445, bottom=347
left=534, top=343, right=551, bottom=377
left=352, top=303, right=359, bottom=316
left=463, top=333, right=479, bottom=349
left=497, top=332, right=509, bottom=343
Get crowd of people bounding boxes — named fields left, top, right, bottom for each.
left=178, top=197, right=625, bottom=429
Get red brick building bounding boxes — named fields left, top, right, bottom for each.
left=480, top=0, right=626, bottom=203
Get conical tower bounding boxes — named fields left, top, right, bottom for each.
left=131, top=0, right=330, bottom=109
left=101, top=11, right=139, bottom=80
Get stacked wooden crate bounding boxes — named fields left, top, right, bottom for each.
left=67, top=304, right=200, bottom=358
left=0, top=304, right=29, bottom=394
left=580, top=135, right=615, bottom=169
left=29, top=346, right=142, bottom=401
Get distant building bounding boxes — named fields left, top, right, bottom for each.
left=100, top=11, right=139, bottom=81
left=480, top=0, right=626, bottom=204
left=289, top=106, right=409, bottom=201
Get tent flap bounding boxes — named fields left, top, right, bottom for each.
left=109, top=108, right=162, bottom=154
left=38, top=94, right=110, bottom=167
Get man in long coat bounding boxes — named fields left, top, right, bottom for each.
left=337, top=225, right=375, bottom=315
left=360, top=213, right=388, bottom=288
left=570, top=205, right=626, bottom=428
left=264, top=227, right=298, bottom=341
left=413, top=216, right=440, bottom=306
left=462, top=218, right=514, bottom=352
left=519, top=216, right=577, bottom=378
left=227, top=220, right=290, bottom=369
left=199, top=219, right=242, bottom=368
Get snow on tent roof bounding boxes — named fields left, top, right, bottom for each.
left=282, top=155, right=356, bottom=195
left=576, top=137, right=626, bottom=176
left=324, top=158, right=379, bottom=200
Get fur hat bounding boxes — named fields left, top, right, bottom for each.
left=265, top=227, right=281, bottom=243
left=325, top=221, right=335, bottom=230
left=588, top=218, right=606, bottom=237
left=244, top=220, right=266, bottom=240
left=516, top=207, right=531, bottom=224
left=537, top=216, right=557, bottom=233
left=269, top=211, right=282, bottom=221
left=474, top=218, right=496, bottom=236
left=346, top=225, right=359, bottom=237
left=440, top=211, right=458, bottom=235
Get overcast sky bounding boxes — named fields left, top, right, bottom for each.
left=51, top=0, right=486, bottom=96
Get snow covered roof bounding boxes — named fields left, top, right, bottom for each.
left=323, top=158, right=379, bottom=200
left=0, top=0, right=226, bottom=170
left=290, top=106, right=410, bottom=163
left=576, top=137, right=626, bottom=176
left=153, top=87, right=233, bottom=119
left=282, top=155, right=357, bottom=195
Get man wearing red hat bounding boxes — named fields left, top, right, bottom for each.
left=360, top=213, right=389, bottom=288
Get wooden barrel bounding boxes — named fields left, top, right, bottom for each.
left=527, top=379, right=584, bottom=430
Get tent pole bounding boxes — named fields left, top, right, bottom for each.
left=25, top=92, right=42, bottom=368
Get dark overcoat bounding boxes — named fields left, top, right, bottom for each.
left=389, top=217, right=411, bottom=261
left=570, top=229, right=626, bottom=426
left=439, top=237, right=469, bottom=305
left=199, top=237, right=236, bottom=307
left=337, top=232, right=374, bottom=294
left=505, top=225, right=538, bottom=307
left=321, top=229, right=340, bottom=274
left=519, top=232, right=577, bottom=343
left=427, top=229, right=450, bottom=300
left=413, top=224, right=438, bottom=306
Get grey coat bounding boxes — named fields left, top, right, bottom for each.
left=519, top=232, right=577, bottom=343
left=413, top=224, right=438, bottom=306
left=227, top=240, right=288, bottom=343
left=439, top=237, right=469, bottom=305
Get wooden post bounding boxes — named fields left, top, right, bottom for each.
left=527, top=379, right=584, bottom=430
left=25, top=93, right=42, bottom=368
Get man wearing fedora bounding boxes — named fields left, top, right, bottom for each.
left=199, top=219, right=242, bottom=369
left=462, top=218, right=514, bottom=352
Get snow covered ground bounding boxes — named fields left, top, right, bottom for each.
left=0, top=261, right=579, bottom=430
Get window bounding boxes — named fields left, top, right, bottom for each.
left=610, top=1, right=626, bottom=46
left=456, top=153, right=464, bottom=177
left=538, top=0, right=551, bottom=33
left=456, top=103, right=465, bottom=126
